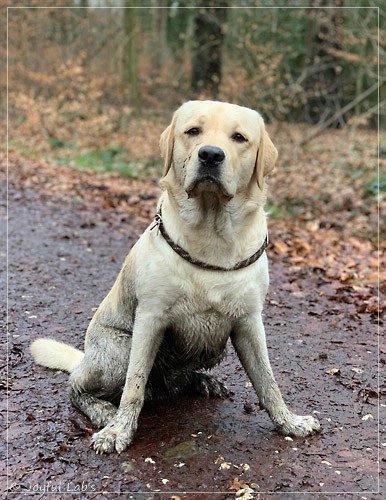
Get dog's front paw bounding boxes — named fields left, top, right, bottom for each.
left=91, top=421, right=134, bottom=454
left=278, top=413, right=321, bottom=438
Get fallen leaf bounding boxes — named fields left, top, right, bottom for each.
left=230, top=477, right=250, bottom=491
left=236, top=487, right=255, bottom=499
left=326, top=368, right=341, bottom=376
left=272, top=240, right=289, bottom=254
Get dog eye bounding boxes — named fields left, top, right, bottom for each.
left=185, top=127, right=201, bottom=136
left=232, top=132, right=248, bottom=143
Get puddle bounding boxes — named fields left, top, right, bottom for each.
left=163, top=440, right=199, bottom=460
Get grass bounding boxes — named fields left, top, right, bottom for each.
left=265, top=203, right=291, bottom=219
left=7, top=140, right=40, bottom=159
left=7, top=139, right=161, bottom=179
left=363, top=173, right=386, bottom=198
left=52, top=145, right=162, bottom=179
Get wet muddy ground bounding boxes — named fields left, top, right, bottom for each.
left=2, top=169, right=384, bottom=499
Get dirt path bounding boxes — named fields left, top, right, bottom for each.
left=2, top=162, right=383, bottom=499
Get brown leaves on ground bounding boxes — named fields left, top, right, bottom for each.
left=269, top=218, right=384, bottom=318
left=266, top=123, right=384, bottom=320
left=5, top=150, right=161, bottom=228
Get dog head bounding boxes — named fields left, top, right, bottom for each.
left=159, top=100, right=278, bottom=201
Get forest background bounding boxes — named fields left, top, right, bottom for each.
left=3, top=1, right=386, bottom=313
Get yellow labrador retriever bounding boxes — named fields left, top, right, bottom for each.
left=31, top=100, right=320, bottom=454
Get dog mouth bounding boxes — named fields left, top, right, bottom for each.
left=186, top=175, right=233, bottom=201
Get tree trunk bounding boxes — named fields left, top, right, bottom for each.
left=304, top=0, right=344, bottom=126
left=122, top=0, right=140, bottom=112
left=151, top=0, right=169, bottom=73
left=191, top=1, right=228, bottom=98
left=79, top=0, right=88, bottom=18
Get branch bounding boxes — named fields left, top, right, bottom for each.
left=361, top=98, right=386, bottom=116
left=300, top=82, right=381, bottom=146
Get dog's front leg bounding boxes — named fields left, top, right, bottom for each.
left=91, top=309, right=165, bottom=454
left=231, top=314, right=320, bottom=438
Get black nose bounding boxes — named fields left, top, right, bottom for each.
left=198, top=145, right=225, bottom=166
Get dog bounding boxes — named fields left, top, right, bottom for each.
left=31, top=100, right=320, bottom=454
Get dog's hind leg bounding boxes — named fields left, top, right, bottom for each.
left=186, top=371, right=230, bottom=399
left=69, top=325, right=131, bottom=429
left=145, top=369, right=230, bottom=400
left=70, top=389, right=117, bottom=428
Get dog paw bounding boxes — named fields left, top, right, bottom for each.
left=190, top=372, right=231, bottom=399
left=277, top=413, right=321, bottom=438
left=91, top=422, right=134, bottom=454
left=90, top=404, right=118, bottom=429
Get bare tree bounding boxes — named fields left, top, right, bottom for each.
left=151, top=0, right=169, bottom=73
left=122, top=0, right=140, bottom=111
left=79, top=0, right=88, bottom=18
left=304, top=0, right=344, bottom=126
left=191, top=1, right=228, bottom=98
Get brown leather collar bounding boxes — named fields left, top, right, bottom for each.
left=151, top=208, right=268, bottom=272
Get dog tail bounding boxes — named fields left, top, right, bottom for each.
left=30, top=338, right=84, bottom=373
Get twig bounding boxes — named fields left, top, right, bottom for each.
left=363, top=98, right=386, bottom=116
left=300, top=81, right=381, bottom=146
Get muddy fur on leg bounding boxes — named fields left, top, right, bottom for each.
left=69, top=389, right=118, bottom=428
left=186, top=372, right=230, bottom=398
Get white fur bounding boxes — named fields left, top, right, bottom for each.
left=30, top=338, right=84, bottom=373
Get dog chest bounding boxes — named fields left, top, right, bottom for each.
left=166, top=303, right=230, bottom=369
left=177, top=269, right=263, bottom=316
left=168, top=280, right=256, bottom=347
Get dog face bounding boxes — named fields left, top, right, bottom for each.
left=160, top=100, right=278, bottom=200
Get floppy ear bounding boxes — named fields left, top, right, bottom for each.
left=255, top=122, right=278, bottom=190
left=159, top=111, right=178, bottom=177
